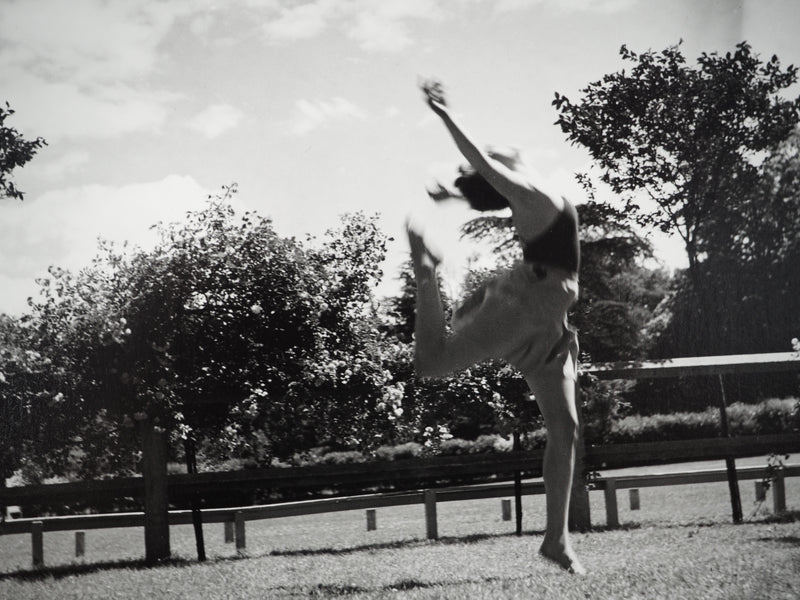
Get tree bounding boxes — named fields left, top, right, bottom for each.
left=24, top=190, right=400, bottom=476
left=0, top=103, right=46, bottom=201
left=553, top=42, right=800, bottom=282
left=555, top=41, right=800, bottom=413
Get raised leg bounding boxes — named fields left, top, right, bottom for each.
left=407, top=223, right=487, bottom=378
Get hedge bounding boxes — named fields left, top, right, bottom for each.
left=304, top=397, right=799, bottom=464
left=606, top=398, right=799, bottom=444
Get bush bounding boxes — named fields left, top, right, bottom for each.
left=438, top=438, right=477, bottom=455
left=608, top=398, right=798, bottom=444
left=374, top=441, right=423, bottom=461
left=318, top=451, right=366, bottom=465
left=475, top=434, right=513, bottom=453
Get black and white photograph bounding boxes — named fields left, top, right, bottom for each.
left=1, top=0, right=799, bottom=597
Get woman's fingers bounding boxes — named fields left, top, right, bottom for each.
left=419, top=78, right=447, bottom=106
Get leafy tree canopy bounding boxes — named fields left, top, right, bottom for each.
left=0, top=103, right=46, bottom=201
left=20, top=187, right=401, bottom=477
left=553, top=41, right=800, bottom=273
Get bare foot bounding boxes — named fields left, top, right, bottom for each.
left=539, top=542, right=586, bottom=575
left=406, top=220, right=441, bottom=271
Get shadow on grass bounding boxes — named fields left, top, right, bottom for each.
left=265, top=529, right=553, bottom=559
left=757, top=509, right=800, bottom=524
left=0, top=557, right=194, bottom=582
left=307, top=574, right=531, bottom=597
left=756, top=535, right=800, bottom=546
left=14, top=512, right=786, bottom=584
left=0, top=522, right=649, bottom=582
left=0, top=529, right=549, bottom=581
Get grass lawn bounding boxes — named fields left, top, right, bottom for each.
left=1, top=462, right=799, bottom=599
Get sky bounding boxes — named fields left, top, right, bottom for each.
left=2, top=0, right=800, bottom=315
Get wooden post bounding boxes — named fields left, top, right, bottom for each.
left=75, top=531, right=86, bottom=558
left=604, top=478, right=619, bottom=529
left=366, top=509, right=377, bottom=531
left=1, top=475, right=6, bottom=524
left=512, top=431, right=523, bottom=536
left=501, top=499, right=512, bottom=521
left=224, top=521, right=234, bottom=543
left=424, top=490, right=438, bottom=540
left=717, top=375, right=743, bottom=524
left=569, top=378, right=592, bottom=531
left=31, top=520, right=43, bottom=567
left=235, top=511, right=246, bottom=551
left=184, top=438, right=206, bottom=562
left=755, top=481, right=766, bottom=502
left=772, top=472, right=786, bottom=513
left=141, top=420, right=171, bottom=564
left=629, top=489, right=640, bottom=511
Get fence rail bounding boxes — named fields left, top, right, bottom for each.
left=582, top=350, right=800, bottom=379
left=3, top=433, right=799, bottom=508
left=2, top=463, right=797, bottom=567
left=2, top=351, right=799, bottom=565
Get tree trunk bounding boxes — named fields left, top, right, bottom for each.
left=141, top=420, right=170, bottom=564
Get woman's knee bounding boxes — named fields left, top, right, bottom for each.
left=546, top=409, right=579, bottom=447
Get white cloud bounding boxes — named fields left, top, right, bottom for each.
left=346, top=0, right=443, bottom=52
left=6, top=72, right=174, bottom=140
left=260, top=0, right=443, bottom=52
left=262, top=0, right=341, bottom=41
left=0, top=0, right=197, bottom=139
left=187, top=104, right=244, bottom=138
left=494, top=0, right=637, bottom=13
left=41, top=151, right=91, bottom=180
left=0, top=175, right=213, bottom=314
left=290, top=97, right=368, bottom=135
left=0, top=1, right=176, bottom=84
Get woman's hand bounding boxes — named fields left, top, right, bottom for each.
left=420, top=78, right=449, bottom=118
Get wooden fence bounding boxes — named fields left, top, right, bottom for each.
left=580, top=350, right=800, bottom=524
left=3, top=434, right=798, bottom=509
left=1, top=351, right=799, bottom=566
left=3, top=462, right=798, bottom=567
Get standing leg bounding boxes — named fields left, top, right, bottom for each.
left=528, top=363, right=586, bottom=575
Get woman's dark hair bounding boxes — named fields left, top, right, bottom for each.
left=454, top=166, right=510, bottom=212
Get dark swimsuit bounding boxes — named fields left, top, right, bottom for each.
left=451, top=200, right=581, bottom=376
left=522, top=199, right=580, bottom=275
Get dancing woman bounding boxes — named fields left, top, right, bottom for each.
left=408, top=80, right=584, bottom=574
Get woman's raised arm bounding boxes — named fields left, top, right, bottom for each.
left=420, top=80, right=533, bottom=204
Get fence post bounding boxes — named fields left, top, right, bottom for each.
left=604, top=478, right=619, bottom=529
left=629, top=489, right=640, bottom=511
left=755, top=481, right=766, bottom=502
left=366, top=509, right=377, bottom=531
left=235, top=511, right=246, bottom=552
left=501, top=499, right=512, bottom=521
left=75, top=531, right=86, bottom=558
left=141, top=420, right=171, bottom=564
left=31, top=520, right=43, bottom=567
left=424, top=490, right=438, bottom=540
left=772, top=472, right=786, bottom=513
left=1, top=475, right=6, bottom=524
left=717, top=375, right=743, bottom=524
left=569, top=378, right=592, bottom=532
left=224, top=521, right=234, bottom=543
left=512, top=431, right=523, bottom=536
